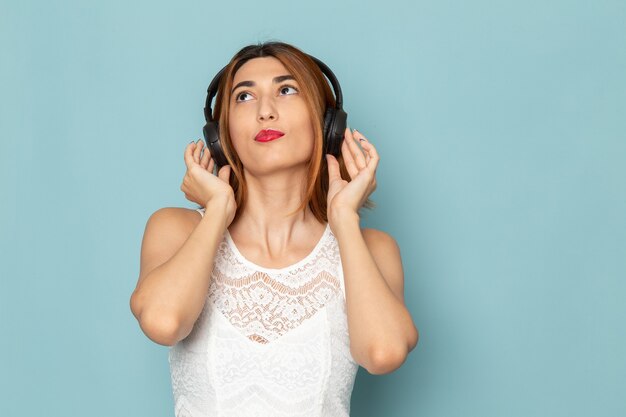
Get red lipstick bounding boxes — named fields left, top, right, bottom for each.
left=255, top=129, right=285, bottom=142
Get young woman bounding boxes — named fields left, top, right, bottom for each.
left=130, top=41, right=418, bottom=416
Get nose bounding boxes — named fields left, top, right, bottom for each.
left=257, top=97, right=277, bottom=122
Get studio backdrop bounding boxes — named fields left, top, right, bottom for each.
left=1, top=0, right=625, bottom=416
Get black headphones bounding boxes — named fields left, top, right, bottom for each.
left=202, top=55, right=347, bottom=169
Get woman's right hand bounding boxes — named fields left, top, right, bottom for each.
left=181, top=140, right=237, bottom=225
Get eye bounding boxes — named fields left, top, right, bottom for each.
left=235, top=91, right=253, bottom=102
left=279, top=85, right=299, bottom=95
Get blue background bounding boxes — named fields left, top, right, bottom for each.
left=1, top=0, right=625, bottom=416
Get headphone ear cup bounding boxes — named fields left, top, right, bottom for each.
left=202, top=121, right=229, bottom=169
left=324, top=108, right=347, bottom=157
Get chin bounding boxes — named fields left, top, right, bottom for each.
left=246, top=157, right=312, bottom=175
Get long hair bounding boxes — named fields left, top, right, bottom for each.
left=211, top=41, right=374, bottom=224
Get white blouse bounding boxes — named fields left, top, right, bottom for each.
left=168, top=207, right=359, bottom=416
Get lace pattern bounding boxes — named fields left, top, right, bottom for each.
left=210, top=268, right=342, bottom=344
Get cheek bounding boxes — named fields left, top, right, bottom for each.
left=291, top=103, right=315, bottom=133
left=228, top=107, right=252, bottom=142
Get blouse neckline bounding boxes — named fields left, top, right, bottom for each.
left=224, top=223, right=331, bottom=273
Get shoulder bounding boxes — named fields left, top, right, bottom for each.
left=135, top=207, right=205, bottom=290
left=143, top=207, right=203, bottom=237
left=360, top=228, right=402, bottom=267
left=361, top=228, right=399, bottom=249
left=147, top=206, right=204, bottom=221
left=360, top=228, right=405, bottom=302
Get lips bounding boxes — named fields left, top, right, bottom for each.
left=255, top=129, right=285, bottom=142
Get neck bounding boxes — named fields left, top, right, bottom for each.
left=229, top=166, right=324, bottom=245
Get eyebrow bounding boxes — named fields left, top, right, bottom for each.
left=231, top=75, right=295, bottom=94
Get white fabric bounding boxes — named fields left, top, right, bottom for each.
left=168, top=207, right=359, bottom=417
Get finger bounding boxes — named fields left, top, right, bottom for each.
left=184, top=141, right=196, bottom=168
left=341, top=138, right=359, bottom=180
left=217, top=164, right=231, bottom=183
left=346, top=128, right=366, bottom=169
left=208, top=158, right=215, bottom=174
left=352, top=129, right=371, bottom=164
left=200, top=145, right=211, bottom=169
left=326, top=154, right=341, bottom=182
left=358, top=137, right=380, bottom=173
left=193, top=140, right=203, bottom=164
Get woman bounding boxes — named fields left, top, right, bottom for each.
left=130, top=41, right=418, bottom=416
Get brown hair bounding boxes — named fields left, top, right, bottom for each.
left=212, top=41, right=375, bottom=224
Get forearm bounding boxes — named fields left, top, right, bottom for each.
left=132, top=201, right=229, bottom=345
left=331, top=211, right=417, bottom=371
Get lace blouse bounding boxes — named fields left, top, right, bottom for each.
left=168, top=207, right=359, bottom=416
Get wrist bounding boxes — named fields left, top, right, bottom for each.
left=205, top=189, right=235, bottom=209
left=328, top=207, right=360, bottom=229
left=204, top=195, right=236, bottom=227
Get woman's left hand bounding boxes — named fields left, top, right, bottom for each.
left=326, top=128, right=379, bottom=223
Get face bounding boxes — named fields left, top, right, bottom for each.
left=228, top=56, right=316, bottom=176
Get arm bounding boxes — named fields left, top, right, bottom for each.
left=131, top=139, right=235, bottom=346
left=130, top=198, right=231, bottom=346
left=333, top=210, right=419, bottom=375
left=326, top=128, right=418, bottom=375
